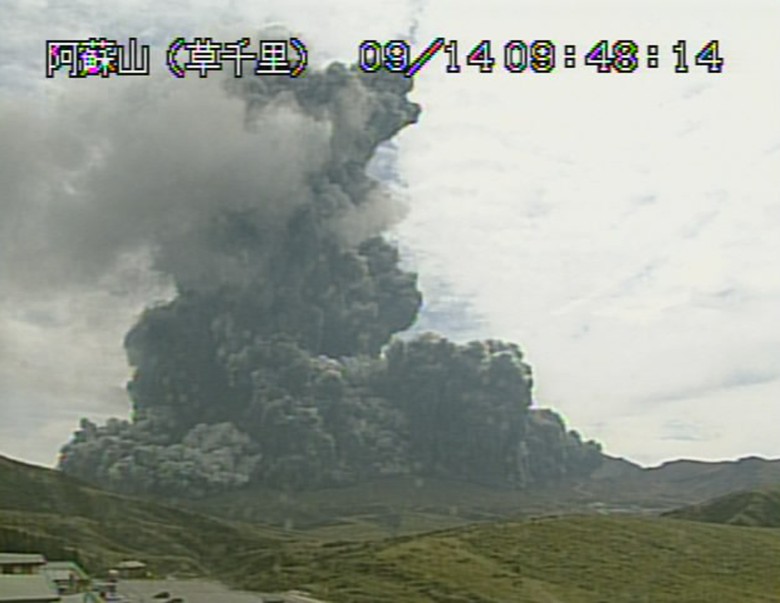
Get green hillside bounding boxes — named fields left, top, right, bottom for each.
left=3, top=455, right=780, bottom=601
left=224, top=515, right=780, bottom=602
left=0, top=454, right=302, bottom=577
left=177, top=455, right=780, bottom=534
left=663, top=485, right=780, bottom=528
left=181, top=474, right=529, bottom=530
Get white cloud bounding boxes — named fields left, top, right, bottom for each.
left=394, top=0, right=780, bottom=464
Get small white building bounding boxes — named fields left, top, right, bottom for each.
left=114, top=560, right=147, bottom=579
left=0, top=554, right=62, bottom=602
left=0, top=554, right=47, bottom=576
left=0, top=575, right=61, bottom=602
left=41, top=561, right=90, bottom=595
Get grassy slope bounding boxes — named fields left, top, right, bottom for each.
left=228, top=515, right=780, bottom=602
left=0, top=455, right=303, bottom=576
left=181, top=457, right=780, bottom=535
left=663, top=486, right=780, bottom=528
left=181, top=475, right=517, bottom=535
left=3, top=455, right=780, bottom=601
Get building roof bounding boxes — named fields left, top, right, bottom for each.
left=116, top=560, right=146, bottom=570
left=41, top=569, right=71, bottom=582
left=41, top=562, right=76, bottom=571
left=0, top=554, right=47, bottom=567
left=42, top=562, right=89, bottom=582
left=0, top=575, right=60, bottom=602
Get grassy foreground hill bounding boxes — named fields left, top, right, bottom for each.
left=224, top=515, right=780, bottom=602
left=3, top=454, right=780, bottom=601
left=663, top=485, right=780, bottom=528
left=0, top=454, right=302, bottom=577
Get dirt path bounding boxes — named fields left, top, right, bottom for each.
left=520, top=578, right=568, bottom=603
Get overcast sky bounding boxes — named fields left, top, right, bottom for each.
left=1, top=0, right=778, bottom=468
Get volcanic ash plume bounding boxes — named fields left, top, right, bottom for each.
left=57, top=62, right=602, bottom=497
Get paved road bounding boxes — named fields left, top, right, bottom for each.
left=283, top=591, right=329, bottom=603
left=115, top=579, right=328, bottom=603
left=117, top=579, right=265, bottom=602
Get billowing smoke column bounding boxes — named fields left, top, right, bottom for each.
left=58, top=61, right=602, bottom=497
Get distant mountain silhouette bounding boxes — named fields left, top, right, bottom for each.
left=573, top=455, right=780, bottom=511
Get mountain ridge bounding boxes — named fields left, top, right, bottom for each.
left=663, top=484, right=780, bottom=527
left=2, top=452, right=780, bottom=601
